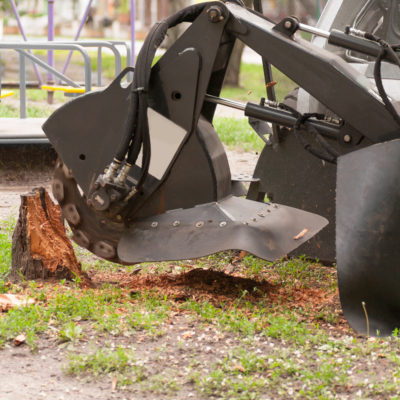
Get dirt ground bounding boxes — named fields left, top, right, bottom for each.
left=0, top=145, right=258, bottom=220
left=0, top=145, right=260, bottom=400
left=2, top=143, right=399, bottom=400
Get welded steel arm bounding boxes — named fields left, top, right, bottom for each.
left=223, top=3, right=400, bottom=143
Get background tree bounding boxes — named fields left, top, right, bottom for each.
left=224, top=0, right=253, bottom=86
left=164, top=0, right=191, bottom=48
left=225, top=0, right=325, bottom=87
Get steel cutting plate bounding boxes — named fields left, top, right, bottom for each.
left=118, top=196, right=328, bottom=263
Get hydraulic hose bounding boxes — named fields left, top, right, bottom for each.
left=114, top=3, right=210, bottom=186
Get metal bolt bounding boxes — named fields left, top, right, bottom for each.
left=252, top=218, right=257, bottom=222
left=284, top=20, right=292, bottom=29
left=207, top=5, right=224, bottom=23
left=195, top=221, right=204, bottom=228
left=116, top=215, right=122, bottom=221
left=151, top=222, right=158, bottom=228
left=219, top=221, right=227, bottom=227
left=173, top=221, right=180, bottom=227
left=258, top=213, right=265, bottom=218
left=344, top=134, right=352, bottom=143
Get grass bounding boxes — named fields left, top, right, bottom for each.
left=0, top=218, right=14, bottom=293
left=1, top=61, right=293, bottom=152
left=1, top=57, right=400, bottom=398
left=0, top=239, right=400, bottom=398
left=67, top=346, right=147, bottom=388
left=213, top=63, right=297, bottom=152
left=0, top=97, right=58, bottom=118
left=0, top=278, right=170, bottom=348
left=213, top=117, right=265, bottom=152
left=221, top=63, right=296, bottom=104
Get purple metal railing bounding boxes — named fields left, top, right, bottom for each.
left=61, top=0, right=95, bottom=75
left=131, top=0, right=135, bottom=66
left=8, top=0, right=43, bottom=84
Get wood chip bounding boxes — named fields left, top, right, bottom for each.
left=266, top=81, right=277, bottom=88
left=183, top=331, right=194, bottom=339
left=234, top=364, right=245, bottom=373
left=293, top=228, right=309, bottom=240
left=0, top=294, right=35, bottom=312
left=112, top=374, right=118, bottom=391
left=14, top=334, right=27, bottom=346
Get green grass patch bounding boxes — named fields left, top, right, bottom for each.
left=67, top=346, right=147, bottom=387
left=0, top=101, right=54, bottom=118
left=213, top=117, right=264, bottom=152
left=0, top=283, right=171, bottom=348
left=0, top=219, right=13, bottom=293
left=221, top=63, right=296, bottom=103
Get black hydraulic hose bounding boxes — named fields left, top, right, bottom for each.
left=374, top=45, right=400, bottom=127
left=114, top=2, right=208, bottom=192
left=362, top=32, right=400, bottom=129
left=280, top=103, right=339, bottom=164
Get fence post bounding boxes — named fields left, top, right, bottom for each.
left=19, top=52, right=27, bottom=119
left=47, top=0, right=55, bottom=104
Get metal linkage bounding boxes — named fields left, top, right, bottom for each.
left=205, top=94, right=341, bottom=139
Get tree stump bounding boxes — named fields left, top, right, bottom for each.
left=10, top=187, right=91, bottom=286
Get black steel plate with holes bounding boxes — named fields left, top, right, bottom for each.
left=336, top=139, right=400, bottom=336
left=118, top=195, right=328, bottom=263
left=43, top=69, right=134, bottom=194
left=43, top=49, right=202, bottom=197
left=247, top=129, right=370, bottom=263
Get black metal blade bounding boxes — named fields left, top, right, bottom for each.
left=42, top=69, right=133, bottom=194
left=337, top=139, right=400, bottom=336
left=118, top=196, right=328, bottom=263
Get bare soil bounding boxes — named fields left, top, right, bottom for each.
left=3, top=144, right=386, bottom=400
left=0, top=145, right=257, bottom=219
left=0, top=265, right=345, bottom=400
left=0, top=144, right=260, bottom=400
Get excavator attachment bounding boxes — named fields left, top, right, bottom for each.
left=43, top=0, right=400, bottom=335
left=337, top=139, right=400, bottom=336
left=44, top=68, right=327, bottom=264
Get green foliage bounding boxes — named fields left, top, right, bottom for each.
left=269, top=256, right=337, bottom=290
left=221, top=63, right=296, bottom=103
left=0, top=102, right=54, bottom=118
left=67, top=347, right=147, bottom=387
left=59, top=322, right=83, bottom=342
left=213, top=117, right=264, bottom=152
left=0, top=219, right=13, bottom=293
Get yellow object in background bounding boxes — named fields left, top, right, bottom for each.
left=0, top=90, right=15, bottom=99
left=41, top=85, right=85, bottom=94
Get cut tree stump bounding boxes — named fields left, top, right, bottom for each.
left=10, top=187, right=91, bottom=286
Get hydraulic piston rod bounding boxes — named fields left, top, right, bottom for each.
left=205, top=94, right=341, bottom=139
left=297, top=22, right=400, bottom=62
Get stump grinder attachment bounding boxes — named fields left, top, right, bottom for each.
left=43, top=0, right=400, bottom=335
